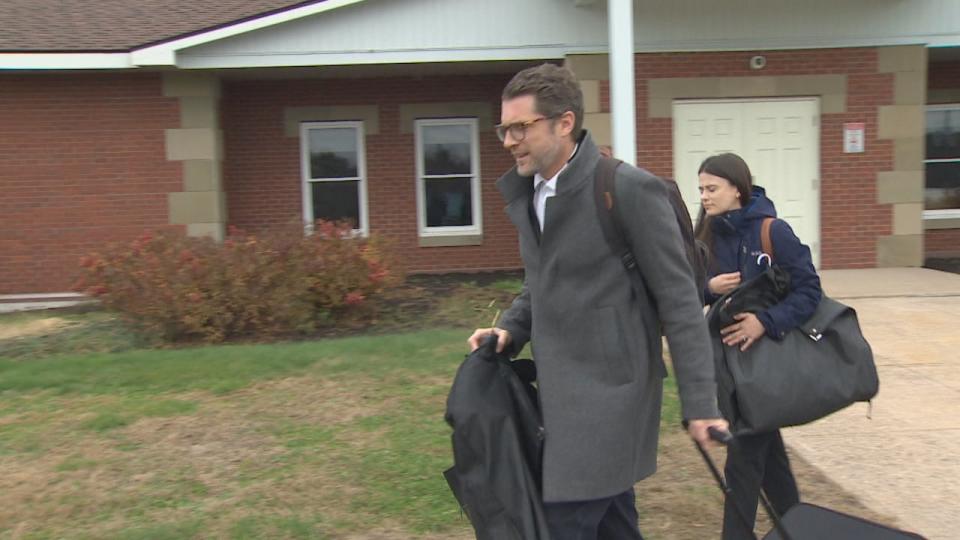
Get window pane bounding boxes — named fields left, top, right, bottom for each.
left=309, top=128, right=358, bottom=178
left=926, top=110, right=960, bottom=160
left=423, top=124, right=472, bottom=175
left=925, top=162, right=960, bottom=210
left=425, top=177, right=473, bottom=227
left=311, top=180, right=360, bottom=226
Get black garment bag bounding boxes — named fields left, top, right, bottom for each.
left=443, top=336, right=550, bottom=540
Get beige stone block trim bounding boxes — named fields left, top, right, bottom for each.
left=183, top=160, right=221, bottom=192
left=583, top=112, right=612, bottom=147
left=894, top=72, right=926, bottom=106
left=877, top=171, right=924, bottom=204
left=878, top=105, right=924, bottom=140
left=418, top=234, right=483, bottom=247
left=876, top=234, right=923, bottom=267
left=398, top=102, right=493, bottom=133
left=821, top=94, right=846, bottom=115
left=893, top=203, right=924, bottom=235
left=179, top=96, right=219, bottom=129
left=647, top=74, right=847, bottom=117
left=877, top=45, right=926, bottom=74
left=648, top=98, right=672, bottom=119
left=168, top=191, right=225, bottom=224
left=582, top=80, right=601, bottom=114
left=927, top=89, right=960, bottom=105
left=564, top=54, right=609, bottom=81
left=187, top=223, right=225, bottom=242
left=925, top=218, right=960, bottom=230
left=894, top=137, right=924, bottom=172
left=162, top=72, right=221, bottom=98
left=284, top=105, right=379, bottom=137
left=165, top=128, right=222, bottom=161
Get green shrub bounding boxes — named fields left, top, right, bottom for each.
left=75, top=221, right=402, bottom=343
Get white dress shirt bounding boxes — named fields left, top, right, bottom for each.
left=533, top=144, right=579, bottom=232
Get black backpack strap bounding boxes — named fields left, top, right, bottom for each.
left=593, top=156, right=638, bottom=273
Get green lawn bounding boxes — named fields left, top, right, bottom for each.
left=0, top=328, right=485, bottom=539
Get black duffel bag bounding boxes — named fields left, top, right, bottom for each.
left=708, top=264, right=880, bottom=435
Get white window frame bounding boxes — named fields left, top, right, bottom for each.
left=414, top=118, right=483, bottom=237
left=299, top=121, right=369, bottom=235
left=924, top=104, right=960, bottom=220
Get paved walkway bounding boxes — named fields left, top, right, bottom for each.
left=783, top=268, right=960, bottom=540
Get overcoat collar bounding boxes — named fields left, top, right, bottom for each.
left=496, top=131, right=601, bottom=205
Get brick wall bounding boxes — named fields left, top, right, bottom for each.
left=621, top=48, right=894, bottom=269
left=926, top=228, right=960, bottom=257
left=0, top=73, right=181, bottom=293
left=221, top=74, right=521, bottom=274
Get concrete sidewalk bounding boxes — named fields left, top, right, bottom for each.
left=783, top=268, right=960, bottom=540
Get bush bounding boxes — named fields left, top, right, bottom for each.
left=75, top=221, right=402, bottom=343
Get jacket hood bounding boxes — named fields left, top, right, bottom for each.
left=712, top=186, right=777, bottom=236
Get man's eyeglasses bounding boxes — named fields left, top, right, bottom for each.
left=495, top=116, right=554, bottom=142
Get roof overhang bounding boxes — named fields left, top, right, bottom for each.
left=131, top=0, right=366, bottom=66
left=0, top=0, right=366, bottom=70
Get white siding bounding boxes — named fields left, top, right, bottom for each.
left=177, top=0, right=960, bottom=69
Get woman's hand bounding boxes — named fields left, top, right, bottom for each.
left=720, top=313, right=765, bottom=351
left=708, top=272, right=741, bottom=295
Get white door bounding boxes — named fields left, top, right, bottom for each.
left=673, top=99, right=821, bottom=267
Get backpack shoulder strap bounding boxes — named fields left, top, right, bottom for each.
left=593, top=156, right=637, bottom=272
left=761, top=217, right=776, bottom=263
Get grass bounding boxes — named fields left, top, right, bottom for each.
left=0, top=274, right=894, bottom=539
left=0, top=324, right=477, bottom=539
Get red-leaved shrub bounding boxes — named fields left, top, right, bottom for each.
left=75, top=221, right=402, bottom=343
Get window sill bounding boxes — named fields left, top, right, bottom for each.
left=418, top=234, right=483, bottom=248
left=924, top=211, right=960, bottom=230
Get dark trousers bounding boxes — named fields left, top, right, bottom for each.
left=543, top=488, right=644, bottom=540
left=722, top=430, right=800, bottom=540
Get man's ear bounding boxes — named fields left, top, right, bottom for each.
left=556, top=111, right=576, bottom=138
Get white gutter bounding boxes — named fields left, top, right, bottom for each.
left=176, top=44, right=602, bottom=69
left=607, top=0, right=636, bottom=165
left=0, top=53, right=131, bottom=70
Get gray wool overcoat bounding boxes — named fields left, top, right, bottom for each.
left=496, top=132, right=720, bottom=503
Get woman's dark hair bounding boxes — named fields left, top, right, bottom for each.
left=693, top=152, right=754, bottom=263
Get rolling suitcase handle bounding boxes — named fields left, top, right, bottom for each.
left=684, top=423, right=796, bottom=540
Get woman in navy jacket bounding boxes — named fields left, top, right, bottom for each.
left=693, top=152, right=822, bottom=539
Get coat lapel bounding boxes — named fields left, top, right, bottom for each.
left=495, top=131, right=602, bottom=253
left=498, top=168, right=540, bottom=248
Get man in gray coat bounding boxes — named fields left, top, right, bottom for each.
left=468, top=64, right=728, bottom=539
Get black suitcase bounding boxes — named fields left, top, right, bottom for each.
left=762, top=503, right=925, bottom=540
left=693, top=427, right=927, bottom=540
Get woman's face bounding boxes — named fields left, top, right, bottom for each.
left=699, top=172, right=742, bottom=217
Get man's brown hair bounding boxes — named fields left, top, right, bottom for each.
left=502, top=63, right=584, bottom=141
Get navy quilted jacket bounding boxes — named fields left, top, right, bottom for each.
left=703, top=186, right=822, bottom=339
